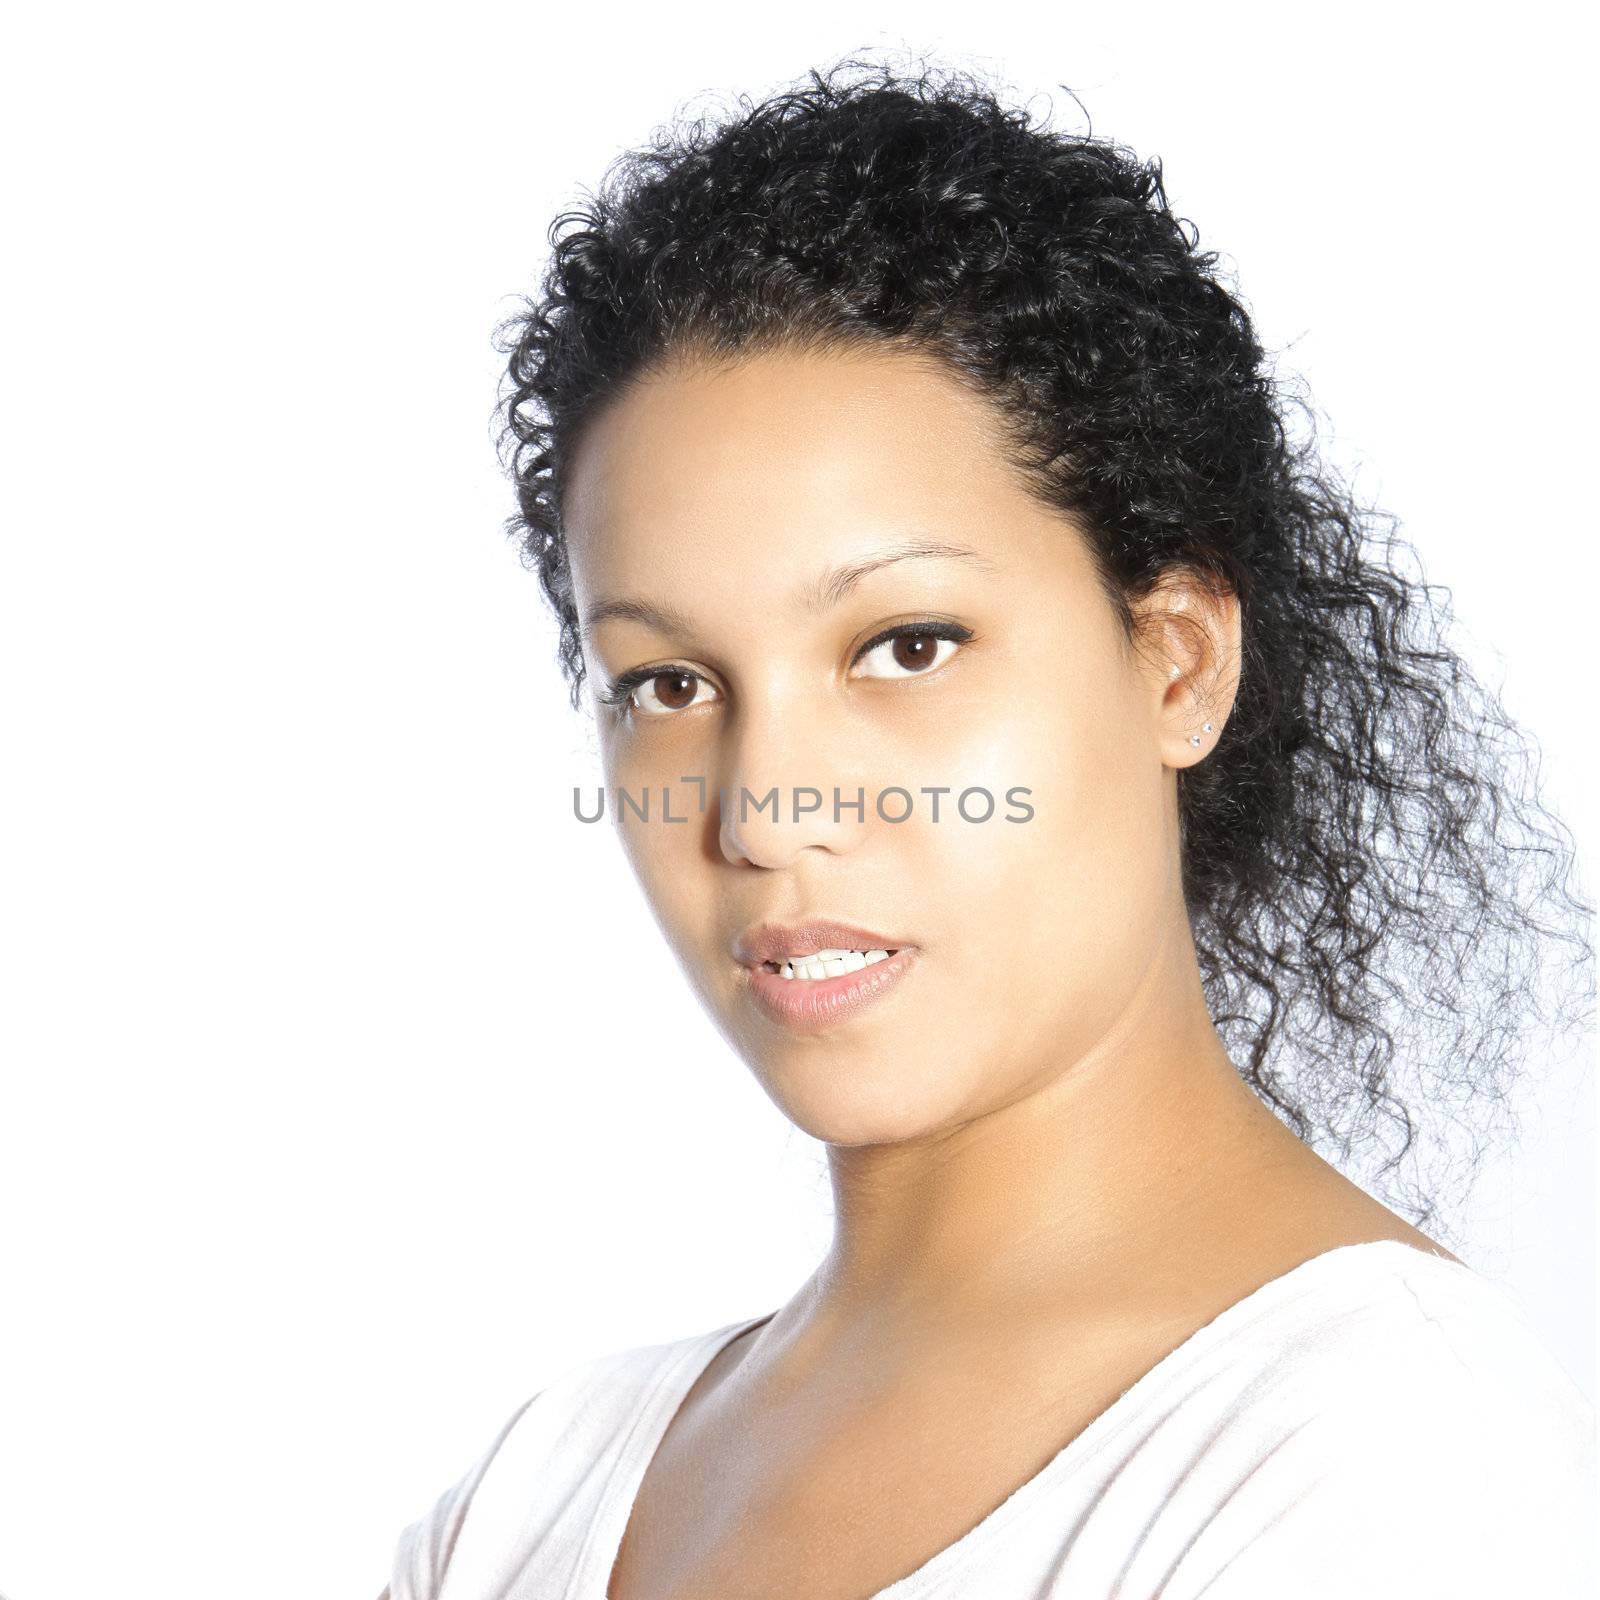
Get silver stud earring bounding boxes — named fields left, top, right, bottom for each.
left=1189, top=722, right=1215, bottom=748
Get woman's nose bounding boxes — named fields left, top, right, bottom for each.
left=718, top=774, right=874, bottom=867
left=715, top=703, right=872, bottom=868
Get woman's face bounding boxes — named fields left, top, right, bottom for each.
left=563, top=344, right=1212, bottom=1146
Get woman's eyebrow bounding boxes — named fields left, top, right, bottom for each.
left=579, top=537, right=995, bottom=640
left=804, top=537, right=997, bottom=613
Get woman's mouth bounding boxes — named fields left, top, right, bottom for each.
left=743, top=945, right=918, bottom=1032
left=762, top=946, right=896, bottom=980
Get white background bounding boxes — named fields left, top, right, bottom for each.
left=1, top=4, right=1594, bottom=1597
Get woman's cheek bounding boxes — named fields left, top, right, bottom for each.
left=929, top=684, right=1147, bottom=1011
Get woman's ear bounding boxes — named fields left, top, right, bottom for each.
left=1130, top=570, right=1242, bottom=770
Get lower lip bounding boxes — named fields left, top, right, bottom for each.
left=743, top=948, right=919, bottom=1033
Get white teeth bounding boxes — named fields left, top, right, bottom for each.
left=770, top=948, right=895, bottom=980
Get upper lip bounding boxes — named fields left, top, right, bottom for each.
left=733, top=919, right=913, bottom=968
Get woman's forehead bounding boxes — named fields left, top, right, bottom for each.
left=561, top=345, right=1067, bottom=599
left=564, top=347, right=1023, bottom=536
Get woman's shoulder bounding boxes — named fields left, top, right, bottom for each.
left=500, top=1312, right=759, bottom=1454
left=1203, top=1239, right=1594, bottom=1451
left=1289, top=1240, right=1591, bottom=1422
left=384, top=1312, right=760, bottom=1600
left=1140, top=1242, right=1597, bottom=1596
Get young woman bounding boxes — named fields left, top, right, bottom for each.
left=383, top=57, right=1594, bottom=1600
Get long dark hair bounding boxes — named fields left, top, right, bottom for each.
left=494, top=54, right=1592, bottom=1236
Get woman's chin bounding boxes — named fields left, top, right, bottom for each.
left=746, top=1054, right=988, bottom=1149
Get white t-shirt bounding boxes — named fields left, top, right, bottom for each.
left=385, top=1240, right=1596, bottom=1598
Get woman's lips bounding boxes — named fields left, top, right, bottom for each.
left=743, top=947, right=919, bottom=1033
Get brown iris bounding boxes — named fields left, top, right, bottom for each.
left=891, top=633, right=940, bottom=671
left=650, top=670, right=698, bottom=710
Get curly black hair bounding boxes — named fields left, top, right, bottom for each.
left=494, top=53, right=1593, bottom=1237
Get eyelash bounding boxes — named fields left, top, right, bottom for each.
left=596, top=619, right=976, bottom=715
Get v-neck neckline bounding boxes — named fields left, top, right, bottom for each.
left=587, top=1238, right=1465, bottom=1599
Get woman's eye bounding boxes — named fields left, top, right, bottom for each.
left=609, top=626, right=968, bottom=714
left=627, top=669, right=719, bottom=716
left=851, top=629, right=964, bottom=680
